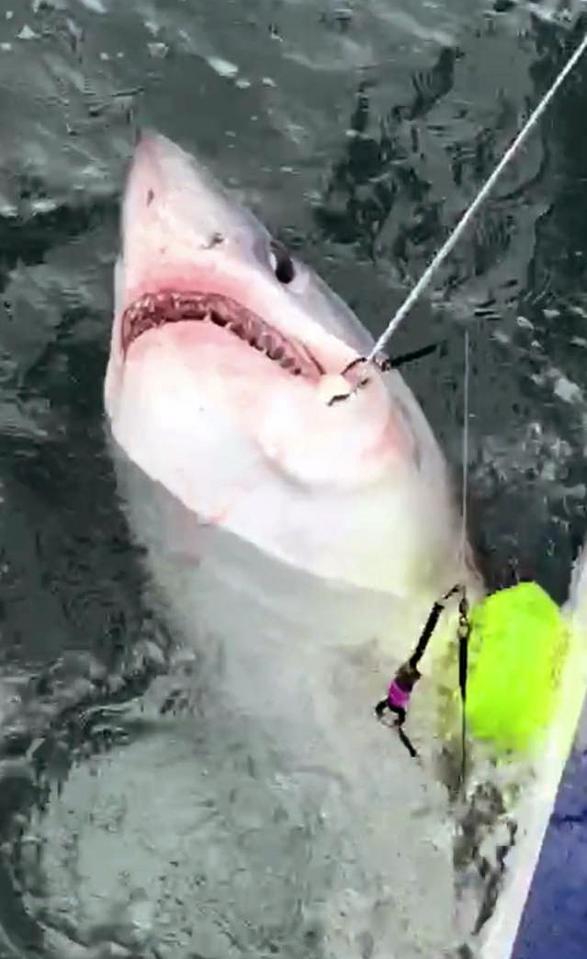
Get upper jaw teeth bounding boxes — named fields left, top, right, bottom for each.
left=121, top=291, right=322, bottom=380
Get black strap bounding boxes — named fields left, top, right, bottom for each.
left=407, top=584, right=464, bottom=671
left=409, top=602, right=444, bottom=669
left=396, top=723, right=419, bottom=759
left=377, top=586, right=465, bottom=763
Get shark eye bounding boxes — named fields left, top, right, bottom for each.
left=269, top=240, right=295, bottom=284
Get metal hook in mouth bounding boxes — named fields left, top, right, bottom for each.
left=326, top=358, right=371, bottom=407
left=326, top=341, right=441, bottom=407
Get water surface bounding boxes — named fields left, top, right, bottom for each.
left=1, top=1, right=587, bottom=957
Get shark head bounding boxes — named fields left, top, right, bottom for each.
left=105, top=132, right=468, bottom=596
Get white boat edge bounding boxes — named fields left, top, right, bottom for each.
left=480, top=544, right=587, bottom=959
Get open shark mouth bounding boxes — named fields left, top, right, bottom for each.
left=121, top=291, right=325, bottom=380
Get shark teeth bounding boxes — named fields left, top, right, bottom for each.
left=121, top=290, right=323, bottom=380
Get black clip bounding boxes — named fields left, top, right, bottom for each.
left=457, top=595, right=470, bottom=706
left=457, top=593, right=471, bottom=791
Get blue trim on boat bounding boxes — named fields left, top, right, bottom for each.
left=511, top=703, right=587, bottom=959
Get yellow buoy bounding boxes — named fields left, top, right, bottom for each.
left=464, top=582, right=570, bottom=753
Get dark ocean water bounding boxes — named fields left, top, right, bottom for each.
left=0, top=1, right=586, bottom=957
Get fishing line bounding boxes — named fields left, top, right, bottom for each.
left=364, top=31, right=587, bottom=364
left=458, top=328, right=471, bottom=791
left=460, top=327, right=470, bottom=567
